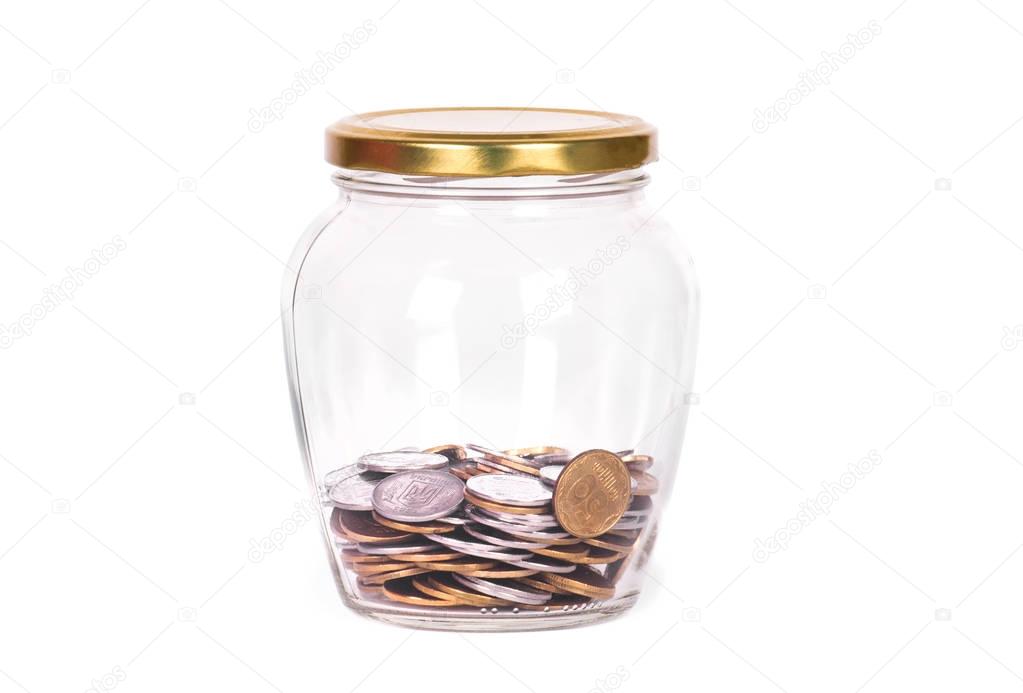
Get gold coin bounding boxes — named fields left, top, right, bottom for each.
left=359, top=565, right=431, bottom=585
left=464, top=492, right=552, bottom=516
left=533, top=543, right=591, bottom=562
left=337, top=509, right=412, bottom=544
left=414, top=556, right=497, bottom=573
left=630, top=471, right=659, bottom=496
left=462, top=564, right=539, bottom=579
left=426, top=573, right=512, bottom=607
left=540, top=566, right=616, bottom=600
left=382, top=576, right=457, bottom=607
left=553, top=449, right=632, bottom=538
left=584, top=530, right=639, bottom=552
left=371, top=511, right=457, bottom=535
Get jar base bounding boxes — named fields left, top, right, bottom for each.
left=341, top=588, right=640, bottom=632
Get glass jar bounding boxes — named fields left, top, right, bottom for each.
left=282, top=108, right=698, bottom=631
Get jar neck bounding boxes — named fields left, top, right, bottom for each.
left=331, top=167, right=650, bottom=201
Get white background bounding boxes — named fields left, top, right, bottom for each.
left=2, top=1, right=1023, bottom=691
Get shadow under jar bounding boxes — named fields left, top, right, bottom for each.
left=282, top=107, right=699, bottom=631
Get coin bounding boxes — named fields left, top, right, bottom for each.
left=359, top=565, right=431, bottom=585
left=518, top=575, right=571, bottom=594
left=336, top=509, right=411, bottom=544
left=357, top=450, right=449, bottom=473
left=371, top=511, right=456, bottom=534
left=541, top=464, right=638, bottom=493
left=328, top=472, right=381, bottom=511
left=323, top=463, right=361, bottom=488
left=583, top=530, right=638, bottom=552
left=570, top=546, right=626, bottom=565
left=621, top=453, right=653, bottom=471
left=389, top=547, right=464, bottom=562
left=449, top=461, right=481, bottom=480
left=464, top=492, right=551, bottom=516
left=356, top=579, right=385, bottom=596
left=423, top=443, right=467, bottom=462
left=340, top=549, right=392, bottom=564
left=539, top=566, right=616, bottom=600
left=356, top=538, right=437, bottom=555
left=463, top=523, right=552, bottom=551
left=413, top=556, right=497, bottom=573
left=462, top=564, right=540, bottom=579
left=465, top=444, right=542, bottom=475
left=629, top=471, right=659, bottom=496
left=425, top=573, right=513, bottom=607
left=553, top=449, right=632, bottom=539
left=466, top=474, right=552, bottom=507
left=464, top=506, right=574, bottom=544
left=382, top=577, right=457, bottom=606
left=467, top=503, right=560, bottom=527
left=372, top=470, right=464, bottom=522
left=425, top=529, right=532, bottom=562
left=508, top=553, right=577, bottom=574
left=453, top=574, right=552, bottom=605
left=505, top=445, right=570, bottom=459
left=350, top=560, right=415, bottom=576
left=532, top=543, right=590, bottom=562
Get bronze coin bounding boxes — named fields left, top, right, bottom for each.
left=533, top=543, right=591, bottom=562
left=340, top=549, right=392, bottom=564
left=423, top=443, right=467, bottom=462
left=359, top=565, right=431, bottom=585
left=553, top=450, right=632, bottom=538
left=388, top=547, right=464, bottom=562
left=540, top=566, right=615, bottom=600
left=382, top=576, right=457, bottom=607
left=568, top=546, right=626, bottom=565
left=350, top=560, right=415, bottom=576
left=426, top=573, right=512, bottom=607
left=371, top=511, right=457, bottom=535
left=518, top=575, right=571, bottom=594
left=356, top=578, right=385, bottom=596
left=584, top=530, right=639, bottom=552
left=413, top=556, right=497, bottom=573
left=461, top=564, right=539, bottom=579
left=337, top=509, right=412, bottom=544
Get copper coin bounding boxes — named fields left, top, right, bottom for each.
left=426, top=573, right=513, bottom=607
left=569, top=546, right=626, bottom=565
left=462, top=564, right=539, bottom=579
left=371, top=511, right=457, bottom=534
left=388, top=547, right=464, bottom=562
left=518, top=575, right=571, bottom=594
left=449, top=461, right=481, bottom=480
left=336, top=509, right=412, bottom=544
left=340, top=549, right=392, bottom=564
left=413, top=556, right=497, bottom=573
left=539, top=566, right=615, bottom=600
left=359, top=565, right=431, bottom=585
left=356, top=578, right=385, bottom=596
left=533, top=543, right=591, bottom=562
left=553, top=449, right=632, bottom=538
left=423, top=443, right=468, bottom=462
left=382, top=577, right=457, bottom=606
left=350, top=560, right=415, bottom=576
left=584, top=530, right=639, bottom=552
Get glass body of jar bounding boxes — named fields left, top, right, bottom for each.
left=282, top=166, right=698, bottom=631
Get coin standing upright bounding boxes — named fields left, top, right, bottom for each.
left=282, top=107, right=699, bottom=631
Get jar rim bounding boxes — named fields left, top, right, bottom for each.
left=325, top=107, right=657, bottom=178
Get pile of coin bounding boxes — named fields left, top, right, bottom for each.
left=323, top=444, right=658, bottom=610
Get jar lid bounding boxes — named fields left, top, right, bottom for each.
left=325, top=107, right=657, bottom=177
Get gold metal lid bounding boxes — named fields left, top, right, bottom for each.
left=325, top=107, right=657, bottom=177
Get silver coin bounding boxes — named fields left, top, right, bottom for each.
left=323, top=464, right=362, bottom=488
left=463, top=523, right=551, bottom=551
left=538, top=465, right=564, bottom=487
left=468, top=504, right=560, bottom=528
left=614, top=449, right=635, bottom=458
left=356, top=539, right=436, bottom=555
left=465, top=443, right=543, bottom=469
left=530, top=452, right=572, bottom=466
left=465, top=506, right=570, bottom=539
left=453, top=574, right=551, bottom=605
left=466, top=474, right=552, bottom=507
left=357, top=450, right=448, bottom=474
left=435, top=514, right=471, bottom=525
left=508, top=553, right=577, bottom=574
left=425, top=530, right=531, bottom=562
left=327, top=473, right=381, bottom=511
left=371, top=470, right=464, bottom=522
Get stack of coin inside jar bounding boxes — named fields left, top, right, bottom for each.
left=323, top=444, right=658, bottom=610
